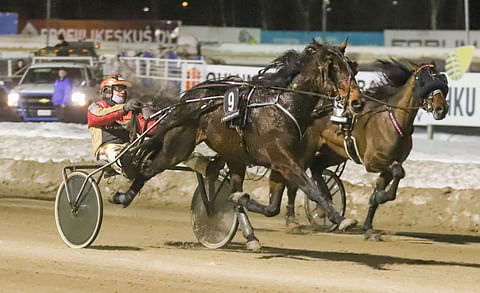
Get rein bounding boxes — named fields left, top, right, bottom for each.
left=183, top=80, right=337, bottom=101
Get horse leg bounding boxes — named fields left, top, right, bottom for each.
left=364, top=161, right=405, bottom=239
left=231, top=170, right=285, bottom=218
left=285, top=185, right=299, bottom=228
left=109, top=174, right=146, bottom=208
left=227, top=162, right=261, bottom=251
left=271, top=160, right=356, bottom=231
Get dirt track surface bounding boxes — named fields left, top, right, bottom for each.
left=1, top=198, right=479, bottom=293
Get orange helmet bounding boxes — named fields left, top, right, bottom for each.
left=99, top=74, right=132, bottom=99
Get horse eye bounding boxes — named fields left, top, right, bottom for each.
left=306, top=47, right=316, bottom=54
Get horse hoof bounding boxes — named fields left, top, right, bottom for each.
left=364, top=229, right=384, bottom=241
left=229, top=192, right=250, bottom=206
left=285, top=216, right=300, bottom=228
left=338, top=218, right=357, bottom=231
left=246, top=239, right=262, bottom=252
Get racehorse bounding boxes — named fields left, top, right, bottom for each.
left=281, top=60, right=449, bottom=238
left=117, top=40, right=361, bottom=250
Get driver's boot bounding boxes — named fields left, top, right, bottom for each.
left=109, top=189, right=136, bottom=208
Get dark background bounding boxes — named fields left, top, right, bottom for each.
left=1, top=0, right=479, bottom=31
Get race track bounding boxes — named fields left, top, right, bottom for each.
left=1, top=198, right=479, bottom=293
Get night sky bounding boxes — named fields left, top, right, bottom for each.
left=1, top=0, right=479, bottom=31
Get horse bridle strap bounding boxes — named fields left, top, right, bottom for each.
left=343, top=134, right=364, bottom=165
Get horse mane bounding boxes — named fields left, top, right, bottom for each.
left=366, top=59, right=414, bottom=100
left=250, top=50, right=304, bottom=88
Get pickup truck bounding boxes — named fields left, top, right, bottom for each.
left=2, top=57, right=101, bottom=123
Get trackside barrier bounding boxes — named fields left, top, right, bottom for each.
left=118, top=57, right=206, bottom=92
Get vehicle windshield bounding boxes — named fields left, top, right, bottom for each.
left=21, top=67, right=84, bottom=85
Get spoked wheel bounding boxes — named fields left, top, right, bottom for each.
left=304, top=169, right=346, bottom=231
left=55, top=171, right=103, bottom=248
left=191, top=174, right=238, bottom=249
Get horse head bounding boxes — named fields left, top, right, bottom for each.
left=296, top=39, right=361, bottom=110
left=412, top=62, right=449, bottom=120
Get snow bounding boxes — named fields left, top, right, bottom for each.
left=1, top=122, right=479, bottom=190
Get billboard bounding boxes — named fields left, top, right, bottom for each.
left=261, top=31, right=383, bottom=46
left=385, top=30, right=480, bottom=48
left=18, top=19, right=181, bottom=45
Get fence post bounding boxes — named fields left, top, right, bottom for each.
left=427, top=124, right=434, bottom=139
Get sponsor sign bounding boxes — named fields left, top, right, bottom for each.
left=261, top=31, right=383, bottom=46
left=18, top=19, right=181, bottom=44
left=445, top=46, right=474, bottom=80
left=206, top=65, right=262, bottom=82
left=385, top=30, right=480, bottom=48
left=204, top=65, right=480, bottom=127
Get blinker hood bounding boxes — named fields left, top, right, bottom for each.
left=414, top=77, right=449, bottom=104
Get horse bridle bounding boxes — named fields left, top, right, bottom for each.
left=361, top=64, right=446, bottom=113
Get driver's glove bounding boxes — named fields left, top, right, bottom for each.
left=123, top=98, right=142, bottom=113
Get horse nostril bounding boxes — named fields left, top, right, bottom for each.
left=435, top=107, right=445, bottom=116
left=350, top=99, right=364, bottom=112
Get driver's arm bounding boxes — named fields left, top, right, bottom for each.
left=87, top=101, right=126, bottom=127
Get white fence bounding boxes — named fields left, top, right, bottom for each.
left=118, top=57, right=207, bottom=92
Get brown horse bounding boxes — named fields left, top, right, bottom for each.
left=280, top=60, right=449, bottom=238
left=115, top=40, right=361, bottom=249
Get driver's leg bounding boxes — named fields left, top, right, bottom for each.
left=97, top=143, right=127, bottom=174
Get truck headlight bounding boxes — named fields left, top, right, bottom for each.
left=71, top=92, right=87, bottom=106
left=7, top=93, right=19, bottom=107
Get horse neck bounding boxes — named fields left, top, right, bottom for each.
left=388, top=75, right=419, bottom=133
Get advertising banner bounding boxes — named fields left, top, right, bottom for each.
left=385, top=30, right=480, bottom=48
left=18, top=19, right=181, bottom=45
left=261, top=31, right=383, bottom=46
left=205, top=64, right=480, bottom=127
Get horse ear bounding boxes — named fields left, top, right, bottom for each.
left=348, top=60, right=359, bottom=76
left=339, top=37, right=348, bottom=53
left=430, top=60, right=436, bottom=67
left=410, top=61, right=420, bottom=71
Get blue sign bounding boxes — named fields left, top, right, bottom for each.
left=261, top=31, right=383, bottom=46
left=0, top=12, right=18, bottom=35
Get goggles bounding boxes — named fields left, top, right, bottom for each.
left=112, top=85, right=127, bottom=92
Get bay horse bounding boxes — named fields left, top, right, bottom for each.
left=116, top=40, right=361, bottom=250
left=281, top=60, right=449, bottom=238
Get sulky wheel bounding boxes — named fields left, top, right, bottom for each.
left=191, top=174, right=238, bottom=249
left=304, top=169, right=346, bottom=231
left=55, top=171, right=103, bottom=248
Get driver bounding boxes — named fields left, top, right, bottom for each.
left=87, top=74, right=154, bottom=176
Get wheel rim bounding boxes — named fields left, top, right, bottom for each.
left=304, top=169, right=346, bottom=229
left=191, top=177, right=238, bottom=249
left=55, top=172, right=103, bottom=248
